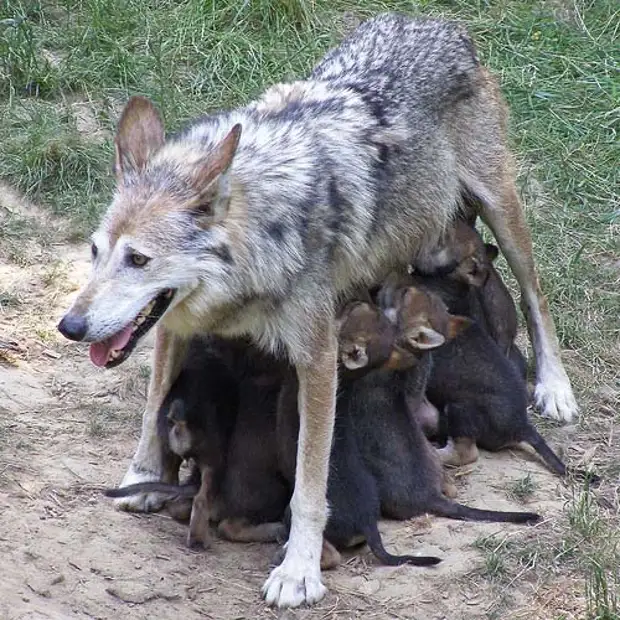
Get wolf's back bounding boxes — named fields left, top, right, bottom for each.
left=312, top=13, right=480, bottom=113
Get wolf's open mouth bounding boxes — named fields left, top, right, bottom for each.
left=89, top=289, right=175, bottom=369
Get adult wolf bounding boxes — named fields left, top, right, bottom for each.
left=58, top=13, right=577, bottom=608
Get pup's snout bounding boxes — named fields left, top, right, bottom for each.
left=58, top=313, right=88, bottom=341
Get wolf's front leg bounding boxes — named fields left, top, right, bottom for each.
left=115, top=326, right=188, bottom=513
left=262, top=322, right=338, bottom=608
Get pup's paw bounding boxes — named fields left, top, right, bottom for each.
left=113, top=465, right=166, bottom=513
left=534, top=371, right=578, bottom=423
left=262, top=555, right=326, bottom=608
left=436, top=439, right=461, bottom=466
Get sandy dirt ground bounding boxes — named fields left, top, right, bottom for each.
left=0, top=188, right=597, bottom=619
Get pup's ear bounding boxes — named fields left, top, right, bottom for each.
left=342, top=301, right=375, bottom=323
left=485, top=243, right=499, bottom=262
left=405, top=325, right=446, bottom=350
left=447, top=315, right=473, bottom=340
left=114, top=96, right=165, bottom=182
left=341, top=344, right=369, bottom=370
left=337, top=300, right=377, bottom=336
left=191, top=124, right=242, bottom=228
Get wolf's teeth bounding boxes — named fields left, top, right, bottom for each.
left=110, top=350, right=122, bottom=360
left=135, top=315, right=146, bottom=326
left=164, top=289, right=173, bottom=299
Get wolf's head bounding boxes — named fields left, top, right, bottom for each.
left=58, top=97, right=244, bottom=368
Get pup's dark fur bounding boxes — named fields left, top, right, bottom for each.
left=103, top=477, right=199, bottom=500
left=112, top=337, right=238, bottom=547
left=278, top=302, right=441, bottom=567
left=216, top=343, right=291, bottom=544
left=408, top=235, right=597, bottom=481
left=358, top=283, right=541, bottom=524
left=105, top=338, right=291, bottom=544
left=414, top=219, right=526, bottom=375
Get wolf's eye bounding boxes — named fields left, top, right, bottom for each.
left=129, top=252, right=150, bottom=267
left=91, top=243, right=98, bottom=260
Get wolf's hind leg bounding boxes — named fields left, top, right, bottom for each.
left=477, top=180, right=578, bottom=423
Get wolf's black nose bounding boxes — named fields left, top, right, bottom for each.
left=58, top=313, right=88, bottom=341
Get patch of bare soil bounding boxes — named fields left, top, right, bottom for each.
left=0, top=189, right=605, bottom=620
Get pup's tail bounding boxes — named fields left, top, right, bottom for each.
left=364, top=524, right=441, bottom=566
left=429, top=497, right=540, bottom=524
left=523, top=426, right=600, bottom=485
left=103, top=482, right=198, bottom=498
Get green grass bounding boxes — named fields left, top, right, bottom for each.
left=507, top=473, right=538, bottom=503
left=473, top=485, right=620, bottom=618
left=0, top=0, right=618, bottom=616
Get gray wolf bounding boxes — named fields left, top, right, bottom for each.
left=277, top=300, right=442, bottom=568
left=58, top=13, right=576, bottom=607
left=356, top=280, right=541, bottom=524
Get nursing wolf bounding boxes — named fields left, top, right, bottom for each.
left=58, top=13, right=577, bottom=607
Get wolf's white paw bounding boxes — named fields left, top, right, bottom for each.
left=534, top=371, right=578, bottom=423
left=113, top=464, right=166, bottom=513
left=262, top=554, right=326, bottom=608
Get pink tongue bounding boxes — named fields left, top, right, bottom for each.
left=89, top=325, right=134, bottom=367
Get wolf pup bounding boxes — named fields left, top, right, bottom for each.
left=106, top=336, right=238, bottom=547
left=216, top=343, right=291, bottom=545
left=278, top=301, right=442, bottom=568
left=108, top=339, right=292, bottom=544
left=414, top=220, right=527, bottom=376
left=58, top=13, right=575, bottom=607
left=408, top=249, right=598, bottom=482
left=356, top=282, right=541, bottom=524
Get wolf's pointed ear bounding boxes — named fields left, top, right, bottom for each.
left=114, top=96, right=165, bottom=182
left=447, top=315, right=473, bottom=340
left=191, top=124, right=242, bottom=228
left=405, top=325, right=446, bottom=351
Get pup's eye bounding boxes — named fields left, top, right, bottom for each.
left=91, top=243, right=98, bottom=260
left=129, top=252, right=150, bottom=267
